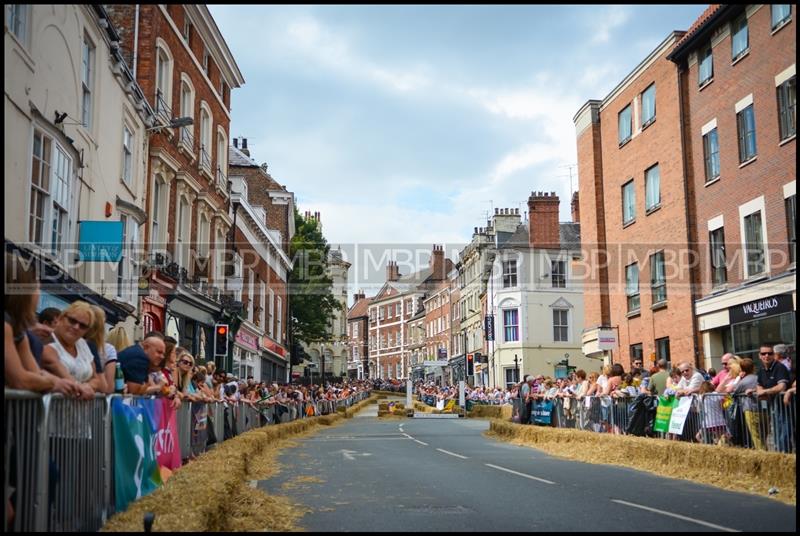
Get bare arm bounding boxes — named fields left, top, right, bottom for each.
left=102, top=361, right=117, bottom=395
left=4, top=323, right=54, bottom=392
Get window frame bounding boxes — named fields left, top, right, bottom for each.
left=503, top=308, right=519, bottom=343
left=622, top=179, right=636, bottom=225
left=122, top=124, right=134, bottom=185
left=771, top=4, right=792, bottom=30
left=650, top=251, right=667, bottom=305
left=731, top=13, right=749, bottom=61
left=618, top=104, right=632, bottom=146
left=7, top=5, right=30, bottom=45
left=743, top=210, right=766, bottom=277
left=736, top=104, right=757, bottom=163
left=709, top=226, right=728, bottom=288
left=703, top=128, right=720, bottom=183
left=502, top=259, right=517, bottom=288
left=81, top=33, right=95, bottom=130
left=777, top=76, right=796, bottom=141
left=645, top=164, right=661, bottom=212
left=551, top=259, right=566, bottom=288
left=552, top=309, right=569, bottom=342
left=641, top=83, right=656, bottom=127
left=698, top=42, right=713, bottom=86
left=626, top=263, right=640, bottom=313
left=786, top=195, right=796, bottom=265
left=656, top=337, right=671, bottom=364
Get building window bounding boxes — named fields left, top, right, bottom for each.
left=551, top=260, right=566, bottom=288
left=622, top=180, right=636, bottom=225
left=786, top=195, right=796, bottom=264
left=656, top=337, right=671, bottom=364
left=641, top=84, right=656, bottom=127
left=81, top=35, right=95, bottom=129
left=117, top=214, right=128, bottom=299
left=645, top=164, right=660, bottom=211
left=703, top=128, right=720, bottom=182
left=698, top=42, right=713, bottom=86
left=29, top=130, right=52, bottom=246
left=736, top=104, right=757, bottom=162
left=277, top=297, right=283, bottom=343
left=618, top=104, right=632, bottom=145
left=731, top=14, right=749, bottom=61
left=553, top=309, right=569, bottom=342
left=203, top=48, right=210, bottom=74
left=183, top=19, right=191, bottom=44
left=777, top=76, right=796, bottom=141
left=37, top=137, right=73, bottom=260
left=743, top=211, right=765, bottom=277
left=502, top=260, right=517, bottom=288
left=650, top=251, right=667, bottom=305
left=630, top=343, right=643, bottom=362
left=122, top=125, right=133, bottom=185
left=268, top=288, right=275, bottom=338
left=176, top=197, right=189, bottom=268
left=180, top=81, right=195, bottom=149
left=709, top=226, right=727, bottom=287
left=626, top=263, right=640, bottom=313
left=259, top=281, right=266, bottom=329
left=503, top=309, right=519, bottom=342
left=155, top=46, right=172, bottom=119
left=771, top=5, right=792, bottom=29
left=8, top=5, right=29, bottom=44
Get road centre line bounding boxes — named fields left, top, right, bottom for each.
left=436, top=448, right=469, bottom=459
left=484, top=464, right=555, bottom=485
left=414, top=440, right=428, bottom=446
left=611, top=500, right=739, bottom=532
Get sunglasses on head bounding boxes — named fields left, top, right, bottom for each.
left=65, top=315, right=90, bottom=330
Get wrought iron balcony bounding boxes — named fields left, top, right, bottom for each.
left=155, top=90, right=172, bottom=126
left=199, top=145, right=212, bottom=173
left=179, top=125, right=195, bottom=151
left=216, top=165, right=227, bottom=190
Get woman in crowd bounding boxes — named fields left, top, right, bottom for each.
left=41, top=301, right=106, bottom=398
left=175, top=349, right=201, bottom=401
left=84, top=305, right=118, bottom=394
left=4, top=252, right=79, bottom=396
left=717, top=357, right=742, bottom=394
left=192, top=366, right=217, bottom=401
left=734, top=358, right=763, bottom=449
left=106, top=324, right=131, bottom=354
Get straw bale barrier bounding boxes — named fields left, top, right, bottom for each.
left=467, top=404, right=513, bottom=420
left=488, top=419, right=796, bottom=505
left=102, top=395, right=377, bottom=532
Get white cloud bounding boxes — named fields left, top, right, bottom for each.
left=591, top=6, right=631, bottom=44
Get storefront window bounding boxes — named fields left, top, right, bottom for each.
left=732, top=312, right=795, bottom=363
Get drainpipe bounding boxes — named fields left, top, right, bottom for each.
left=676, top=62, right=701, bottom=368
left=133, top=4, right=140, bottom=79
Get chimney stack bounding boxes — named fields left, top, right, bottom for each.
left=431, top=244, right=445, bottom=280
left=240, top=137, right=250, bottom=157
left=353, top=290, right=366, bottom=304
left=571, top=191, right=580, bottom=223
left=233, top=138, right=239, bottom=148
left=386, top=261, right=400, bottom=282
left=528, top=191, right=560, bottom=249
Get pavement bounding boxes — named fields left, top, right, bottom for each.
left=256, top=400, right=796, bottom=532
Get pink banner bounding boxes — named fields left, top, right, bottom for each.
left=153, top=398, right=182, bottom=471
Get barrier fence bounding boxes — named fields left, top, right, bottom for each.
left=512, top=393, right=796, bottom=454
left=4, top=389, right=371, bottom=532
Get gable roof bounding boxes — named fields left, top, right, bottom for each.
left=667, top=4, right=737, bottom=63
left=347, top=296, right=373, bottom=319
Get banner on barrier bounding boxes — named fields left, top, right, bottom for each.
left=532, top=400, right=554, bottom=425
left=667, top=396, right=694, bottom=435
left=654, top=396, right=677, bottom=433
left=112, top=397, right=182, bottom=513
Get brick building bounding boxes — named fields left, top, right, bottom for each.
left=105, top=5, right=245, bottom=362
left=668, top=4, right=796, bottom=367
left=422, top=263, right=451, bottom=383
left=347, top=292, right=372, bottom=380
left=228, top=143, right=294, bottom=382
left=575, top=31, right=697, bottom=369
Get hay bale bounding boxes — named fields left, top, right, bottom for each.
left=487, top=420, right=796, bottom=505
left=394, top=403, right=405, bottom=411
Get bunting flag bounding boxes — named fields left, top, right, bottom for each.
left=112, top=397, right=182, bottom=513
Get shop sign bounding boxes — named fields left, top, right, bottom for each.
left=730, top=294, right=793, bottom=324
left=598, top=329, right=618, bottom=350
left=261, top=337, right=287, bottom=358
left=236, top=330, right=259, bottom=351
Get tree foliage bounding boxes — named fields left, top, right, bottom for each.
left=289, top=208, right=342, bottom=344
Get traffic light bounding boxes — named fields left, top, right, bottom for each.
left=467, top=353, right=474, bottom=376
left=214, top=324, right=229, bottom=356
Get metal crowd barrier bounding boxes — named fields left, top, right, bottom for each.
left=4, top=389, right=372, bottom=532
left=515, top=393, right=796, bottom=454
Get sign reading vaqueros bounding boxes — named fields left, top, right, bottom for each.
left=729, top=294, right=793, bottom=324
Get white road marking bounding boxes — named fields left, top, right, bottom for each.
left=484, top=464, right=555, bottom=485
left=436, top=448, right=469, bottom=459
left=414, top=440, right=428, bottom=446
left=402, top=433, right=413, bottom=439
left=611, top=500, right=739, bottom=532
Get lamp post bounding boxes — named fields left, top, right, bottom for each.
left=514, top=354, right=520, bottom=386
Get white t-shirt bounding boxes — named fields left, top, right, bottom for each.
left=49, top=336, right=95, bottom=383
left=103, top=342, right=118, bottom=366
left=678, top=371, right=705, bottom=393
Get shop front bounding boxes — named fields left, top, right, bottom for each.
left=139, top=270, right=177, bottom=336
left=233, top=327, right=261, bottom=380
left=261, top=336, right=289, bottom=384
left=166, top=288, right=221, bottom=364
left=697, top=278, right=796, bottom=371
left=449, top=355, right=466, bottom=384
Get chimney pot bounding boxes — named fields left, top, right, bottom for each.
left=233, top=138, right=238, bottom=148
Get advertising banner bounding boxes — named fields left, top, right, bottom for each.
left=653, top=396, right=678, bottom=433
left=667, top=396, right=695, bottom=435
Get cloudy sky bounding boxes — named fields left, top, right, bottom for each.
left=210, top=4, right=706, bottom=253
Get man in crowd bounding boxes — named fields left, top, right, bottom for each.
left=711, top=353, right=735, bottom=389
left=774, top=344, right=792, bottom=374
left=631, top=358, right=649, bottom=379
left=117, top=331, right=166, bottom=395
left=648, top=359, right=669, bottom=396
left=753, top=343, right=791, bottom=452
left=674, top=362, right=704, bottom=397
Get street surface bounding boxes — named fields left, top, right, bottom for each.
left=257, top=399, right=796, bottom=532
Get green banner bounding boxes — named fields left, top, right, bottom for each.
left=653, top=396, right=677, bottom=433
left=112, top=398, right=163, bottom=512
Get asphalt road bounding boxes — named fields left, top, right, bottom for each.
left=257, top=401, right=796, bottom=532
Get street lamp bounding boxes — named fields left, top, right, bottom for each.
left=147, top=116, right=193, bottom=132
left=514, top=354, right=520, bottom=385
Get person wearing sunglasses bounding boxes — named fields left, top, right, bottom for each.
left=40, top=301, right=106, bottom=400
left=754, top=343, right=791, bottom=452
left=673, top=362, right=704, bottom=397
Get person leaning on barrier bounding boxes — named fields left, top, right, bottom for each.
left=717, top=358, right=742, bottom=394
left=755, top=343, right=791, bottom=453
left=711, top=353, right=735, bottom=389
left=117, top=332, right=167, bottom=396
left=674, top=362, right=704, bottom=397
left=84, top=305, right=119, bottom=395
left=733, top=358, right=763, bottom=449
left=4, top=252, right=81, bottom=396
left=41, top=301, right=108, bottom=399
left=773, top=344, right=792, bottom=376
